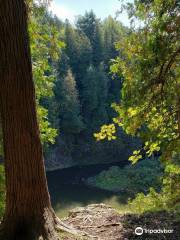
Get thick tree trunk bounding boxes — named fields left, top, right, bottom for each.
left=0, top=1, right=59, bottom=239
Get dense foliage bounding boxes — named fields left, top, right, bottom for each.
left=96, top=0, right=180, bottom=160
left=29, top=5, right=65, bottom=148
left=0, top=0, right=179, bottom=221
left=87, top=157, right=163, bottom=195
left=45, top=11, right=139, bottom=168
left=0, top=4, right=139, bottom=217
left=95, top=0, right=180, bottom=214
left=0, top=5, right=139, bottom=166
left=0, top=4, right=63, bottom=156
left=128, top=154, right=180, bottom=215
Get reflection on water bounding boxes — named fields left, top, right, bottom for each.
left=47, top=164, right=130, bottom=218
left=48, top=182, right=130, bottom=218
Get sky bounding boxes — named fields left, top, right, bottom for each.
left=49, top=0, right=132, bottom=26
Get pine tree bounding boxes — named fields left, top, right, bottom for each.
left=58, top=69, right=83, bottom=134
left=103, top=16, right=125, bottom=64
left=76, top=11, right=103, bottom=65
left=81, top=65, right=108, bottom=131
left=65, top=20, right=92, bottom=89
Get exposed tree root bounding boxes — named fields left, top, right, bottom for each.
left=55, top=217, right=97, bottom=239
left=0, top=212, right=95, bottom=240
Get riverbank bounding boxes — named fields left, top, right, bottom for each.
left=47, top=158, right=163, bottom=218
left=60, top=204, right=179, bottom=240
left=85, top=158, right=163, bottom=194
left=47, top=164, right=131, bottom=218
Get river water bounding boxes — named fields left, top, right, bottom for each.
left=47, top=162, right=130, bottom=218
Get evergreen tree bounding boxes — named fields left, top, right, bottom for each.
left=76, top=11, right=103, bottom=65
left=82, top=65, right=108, bottom=131
left=103, top=16, right=125, bottom=64
left=65, top=20, right=92, bottom=89
left=57, top=69, right=83, bottom=134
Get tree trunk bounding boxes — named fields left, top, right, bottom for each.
left=0, top=1, right=59, bottom=239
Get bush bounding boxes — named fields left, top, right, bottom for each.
left=86, top=157, right=163, bottom=195
left=128, top=162, right=180, bottom=217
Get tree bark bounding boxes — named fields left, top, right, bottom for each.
left=0, top=1, right=59, bottom=239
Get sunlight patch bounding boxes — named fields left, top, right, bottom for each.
left=49, top=1, right=75, bottom=22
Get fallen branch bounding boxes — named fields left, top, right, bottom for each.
left=78, top=222, right=122, bottom=229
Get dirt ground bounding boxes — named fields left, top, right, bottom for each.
left=60, top=204, right=180, bottom=240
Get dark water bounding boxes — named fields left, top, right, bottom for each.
left=47, top=162, right=130, bottom=218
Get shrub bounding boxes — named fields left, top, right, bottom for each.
left=86, top=157, right=163, bottom=195
left=128, top=162, right=180, bottom=217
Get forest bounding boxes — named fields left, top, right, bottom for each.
left=0, top=0, right=179, bottom=239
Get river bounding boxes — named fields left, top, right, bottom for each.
left=47, top=162, right=130, bottom=218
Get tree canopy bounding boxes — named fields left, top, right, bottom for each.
left=95, top=0, right=180, bottom=212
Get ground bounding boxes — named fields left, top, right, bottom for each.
left=60, top=204, right=180, bottom=240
